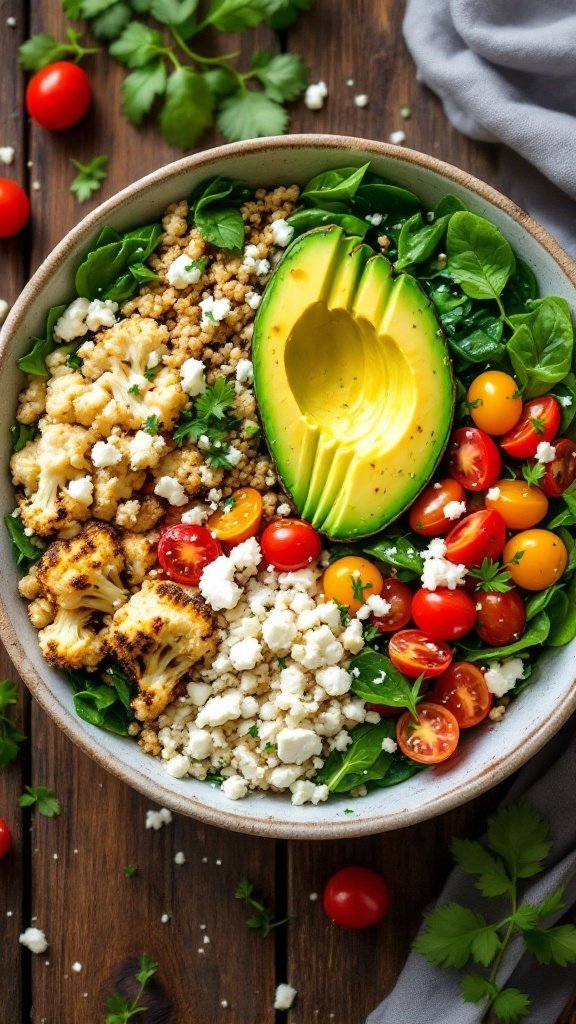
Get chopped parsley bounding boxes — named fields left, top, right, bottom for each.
left=247, top=724, right=258, bottom=738
left=123, top=864, right=139, bottom=878
left=142, top=414, right=161, bottom=435
left=172, top=377, right=238, bottom=467
left=143, top=366, right=157, bottom=381
left=127, top=383, right=141, bottom=396
left=469, top=557, right=513, bottom=593
left=350, top=574, right=373, bottom=603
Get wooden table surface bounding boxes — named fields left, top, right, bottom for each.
left=1, top=3, right=575, bottom=1022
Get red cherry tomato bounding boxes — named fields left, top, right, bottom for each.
left=323, top=867, right=389, bottom=929
left=396, top=702, right=460, bottom=764
left=26, top=62, right=92, bottom=131
left=448, top=427, right=501, bottom=491
left=500, top=396, right=561, bottom=459
left=0, top=178, right=30, bottom=238
left=541, top=438, right=576, bottom=497
left=260, top=519, right=322, bottom=571
left=433, top=662, right=492, bottom=729
left=409, top=478, right=466, bottom=536
left=157, top=524, right=222, bottom=585
left=372, top=578, right=413, bottom=633
left=388, top=629, right=452, bottom=679
left=0, top=817, right=12, bottom=859
left=475, top=589, right=526, bottom=647
left=444, top=509, right=507, bottom=567
left=411, top=587, right=477, bottom=641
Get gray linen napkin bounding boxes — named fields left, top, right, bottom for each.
left=366, top=722, right=576, bottom=1023
left=402, top=0, right=576, bottom=255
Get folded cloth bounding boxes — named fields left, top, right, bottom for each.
left=402, top=0, right=576, bottom=255
left=366, top=721, right=576, bottom=1024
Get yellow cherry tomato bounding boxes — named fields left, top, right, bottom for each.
left=503, top=530, right=568, bottom=591
left=467, top=371, right=523, bottom=435
left=322, top=555, right=383, bottom=614
left=485, top=479, right=549, bottom=530
left=206, top=487, right=262, bottom=545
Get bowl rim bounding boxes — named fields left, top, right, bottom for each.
left=2, top=132, right=576, bottom=840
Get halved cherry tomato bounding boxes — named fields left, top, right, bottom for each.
left=388, top=629, right=452, bottom=679
left=541, top=439, right=576, bottom=497
left=411, top=587, right=477, bottom=641
left=157, top=524, right=222, bottom=585
left=448, top=427, right=501, bottom=491
left=485, top=479, right=548, bottom=530
left=500, top=396, right=561, bottom=458
left=323, top=867, right=390, bottom=929
left=372, top=578, right=413, bottom=633
left=0, top=817, right=12, bottom=859
left=396, top=702, right=459, bottom=764
left=467, top=371, right=523, bottom=435
left=475, top=589, right=526, bottom=647
left=26, top=62, right=92, bottom=130
left=444, top=509, right=507, bottom=567
left=0, top=178, right=30, bottom=238
left=207, top=488, right=262, bottom=546
left=503, top=530, right=568, bottom=591
left=433, top=663, right=492, bottom=728
left=409, top=478, right=465, bottom=536
left=322, top=556, right=383, bottom=615
left=260, top=519, right=322, bottom=572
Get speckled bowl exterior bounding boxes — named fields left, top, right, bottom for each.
left=1, top=135, right=575, bottom=839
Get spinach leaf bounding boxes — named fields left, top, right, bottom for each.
left=354, top=182, right=422, bottom=217
left=550, top=373, right=576, bottom=432
left=394, top=212, right=451, bottom=270
left=16, top=304, right=67, bottom=376
left=364, top=535, right=424, bottom=575
left=315, top=721, right=394, bottom=793
left=501, top=257, right=538, bottom=314
left=372, top=751, right=425, bottom=788
left=458, top=612, right=550, bottom=662
left=11, top=422, right=37, bottom=452
left=75, top=222, right=162, bottom=299
left=287, top=208, right=369, bottom=239
left=195, top=205, right=245, bottom=249
left=507, top=297, right=574, bottom=399
left=434, top=194, right=467, bottom=217
left=4, top=514, right=44, bottom=567
left=349, top=649, right=421, bottom=716
left=94, top=224, right=122, bottom=247
left=546, top=576, right=576, bottom=646
left=68, top=664, right=133, bottom=736
left=301, top=162, right=370, bottom=207
left=446, top=211, right=515, bottom=301
left=448, top=316, right=506, bottom=368
left=524, top=583, right=564, bottom=621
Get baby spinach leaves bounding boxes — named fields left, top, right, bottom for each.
left=395, top=212, right=451, bottom=270
left=301, top=162, right=371, bottom=208
left=287, top=208, right=369, bottom=239
left=189, top=176, right=251, bottom=249
left=4, top=514, right=44, bottom=569
left=16, top=304, right=67, bottom=376
left=507, top=297, right=574, bottom=399
left=446, top=211, right=516, bottom=303
left=68, top=664, right=133, bottom=736
left=11, top=423, right=37, bottom=453
left=75, top=221, right=162, bottom=300
left=315, top=721, right=395, bottom=793
left=364, top=535, right=425, bottom=576
left=349, top=649, right=423, bottom=716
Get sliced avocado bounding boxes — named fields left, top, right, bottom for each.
left=252, top=226, right=453, bottom=540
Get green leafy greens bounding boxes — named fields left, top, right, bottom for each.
left=0, top=680, right=26, bottom=770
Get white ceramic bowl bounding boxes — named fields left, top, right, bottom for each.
left=1, top=135, right=575, bottom=839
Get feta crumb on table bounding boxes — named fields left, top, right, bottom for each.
left=174, top=851, right=187, bottom=865
left=274, top=983, right=297, bottom=1011
left=0, top=146, right=15, bottom=165
left=145, top=807, right=172, bottom=830
left=389, top=130, right=406, bottom=145
left=71, top=962, right=82, bottom=973
left=304, top=81, right=328, bottom=110
left=354, top=93, right=369, bottom=107
left=19, top=927, right=49, bottom=954
left=0, top=298, right=9, bottom=324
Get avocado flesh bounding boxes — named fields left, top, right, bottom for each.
left=252, top=226, right=453, bottom=540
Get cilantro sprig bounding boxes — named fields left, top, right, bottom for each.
left=105, top=953, right=158, bottom=1024
left=235, top=876, right=289, bottom=938
left=0, top=680, right=26, bottom=769
left=173, top=376, right=238, bottom=467
left=522, top=462, right=546, bottom=487
left=19, top=785, right=61, bottom=817
left=469, top=557, right=513, bottom=593
left=70, top=154, right=109, bottom=203
left=415, top=802, right=576, bottom=1022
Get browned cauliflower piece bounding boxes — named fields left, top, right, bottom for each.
left=153, top=447, right=204, bottom=496
left=39, top=608, right=106, bottom=669
left=119, top=530, right=159, bottom=587
left=16, top=376, right=47, bottom=423
left=107, top=578, right=217, bottom=721
left=36, top=520, right=128, bottom=614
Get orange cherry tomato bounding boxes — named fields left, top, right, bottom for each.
left=409, top=478, right=466, bottom=536
left=503, top=530, right=568, bottom=591
left=396, top=702, right=460, bottom=764
left=207, top=487, right=262, bottom=545
left=322, top=556, right=383, bottom=615
left=432, top=662, right=492, bottom=729
left=467, top=371, right=523, bottom=435
left=484, top=479, right=548, bottom=530
left=388, top=629, right=452, bottom=679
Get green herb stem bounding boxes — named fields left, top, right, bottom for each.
left=170, top=28, right=240, bottom=67
left=483, top=890, right=518, bottom=1023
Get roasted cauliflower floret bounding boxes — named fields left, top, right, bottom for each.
left=153, top=447, right=204, bottom=496
left=39, top=608, right=106, bottom=669
left=107, top=578, right=217, bottom=721
left=28, top=597, right=56, bottom=629
left=90, top=433, right=146, bottom=521
left=120, top=530, right=159, bottom=587
left=17, top=376, right=47, bottom=423
left=45, top=372, right=87, bottom=423
left=11, top=422, right=97, bottom=536
left=36, top=520, right=128, bottom=614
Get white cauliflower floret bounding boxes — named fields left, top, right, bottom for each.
left=89, top=433, right=146, bottom=521
left=16, top=377, right=46, bottom=423
left=11, top=422, right=97, bottom=536
left=120, top=531, right=159, bottom=587
left=153, top=448, right=204, bottom=497
left=45, top=372, right=87, bottom=423
left=36, top=520, right=128, bottom=615
left=39, top=608, right=106, bottom=669
left=107, top=579, right=217, bottom=721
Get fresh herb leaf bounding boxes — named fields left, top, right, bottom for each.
left=105, top=953, right=158, bottom=1023
left=217, top=89, right=288, bottom=143
left=19, top=785, right=61, bottom=817
left=109, top=21, right=164, bottom=66
left=160, top=68, right=214, bottom=148
left=451, top=837, right=512, bottom=897
left=522, top=462, right=545, bottom=486
left=251, top=51, right=308, bottom=102
left=468, top=557, right=513, bottom=593
left=414, top=903, right=496, bottom=969
left=0, top=680, right=26, bottom=770
left=70, top=154, right=109, bottom=203
left=127, top=383, right=141, bottom=396
left=150, top=0, right=199, bottom=26
left=486, top=802, right=551, bottom=882
left=142, top=414, right=161, bottom=434
left=18, top=28, right=98, bottom=71
left=4, top=514, right=44, bottom=568
left=247, top=724, right=258, bottom=738
left=446, top=211, right=515, bottom=302
left=11, top=422, right=37, bottom=452
left=123, top=864, right=139, bottom=877
left=121, top=59, right=167, bottom=124
left=264, top=0, right=316, bottom=29
left=203, top=0, right=268, bottom=32
left=196, top=377, right=235, bottom=419
left=350, top=574, right=372, bottom=603
left=90, top=2, right=133, bottom=40
left=490, top=988, right=531, bottom=1023
left=235, top=875, right=289, bottom=937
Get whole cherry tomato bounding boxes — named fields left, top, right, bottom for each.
left=484, top=479, right=548, bottom=530
left=388, top=629, right=452, bottom=679
left=500, top=396, right=561, bottom=459
left=475, top=589, right=526, bottom=646
left=448, top=427, right=501, bottom=491
left=0, top=178, right=30, bottom=238
left=157, top=524, right=222, bottom=585
left=322, top=555, right=383, bottom=615
left=26, top=62, right=92, bottom=130
left=411, top=587, right=477, bottom=641
left=467, top=371, right=523, bottom=435
left=444, top=509, right=507, bottom=567
left=433, top=662, right=492, bottom=728
left=371, top=578, right=413, bottom=633
left=0, top=817, right=12, bottom=859
left=396, top=702, right=460, bottom=764
left=260, top=519, right=322, bottom=572
left=409, top=478, right=466, bottom=536
left=323, top=867, right=390, bottom=929
left=541, top=439, right=576, bottom=497
left=503, top=530, right=568, bottom=591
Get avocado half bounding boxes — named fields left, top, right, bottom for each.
left=252, top=226, right=454, bottom=540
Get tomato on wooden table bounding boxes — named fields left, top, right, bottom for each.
left=396, top=702, right=460, bottom=764
left=409, top=478, right=466, bottom=535
left=503, top=530, right=568, bottom=591
left=475, top=589, right=526, bottom=647
left=500, top=396, right=561, bottom=458
left=323, top=867, right=389, bottom=929
left=541, top=439, right=576, bottom=497
left=321, top=555, right=383, bottom=615
left=26, top=62, right=92, bottom=130
left=484, top=479, right=548, bottom=530
left=388, top=629, right=452, bottom=678
left=371, top=578, right=413, bottom=633
left=207, top=488, right=262, bottom=546
left=445, top=509, right=507, bottom=567
left=157, top=524, right=222, bottom=585
left=411, top=587, right=477, bottom=641
left=0, top=817, right=12, bottom=858
left=0, top=178, right=30, bottom=238
left=260, top=519, right=322, bottom=572
left=467, top=371, right=523, bottom=435
left=433, top=663, right=492, bottom=728
left=448, top=427, right=501, bottom=491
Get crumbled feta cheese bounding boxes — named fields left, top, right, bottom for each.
left=174, top=851, right=187, bottom=865
left=382, top=737, right=398, bottom=754
left=229, top=637, right=262, bottom=671
left=128, top=430, right=166, bottom=470
left=484, top=658, right=524, bottom=697
left=19, top=928, right=49, bottom=954
left=389, top=130, right=406, bottom=145
left=145, top=807, right=172, bottom=830
left=222, top=775, right=249, bottom=800
left=340, top=618, right=365, bottom=654
left=230, top=537, right=262, bottom=572
left=274, top=984, right=297, bottom=1011
left=277, top=727, right=322, bottom=765
left=186, top=682, right=212, bottom=706
left=316, top=666, right=352, bottom=697
left=487, top=487, right=501, bottom=500
left=366, top=212, right=383, bottom=226
left=85, top=299, right=118, bottom=332
left=261, top=608, right=297, bottom=652
left=179, top=357, right=206, bottom=396
left=269, top=765, right=302, bottom=788
left=354, top=93, right=369, bottom=107
left=421, top=537, right=467, bottom=590
left=291, top=625, right=344, bottom=670
left=164, top=753, right=191, bottom=778
left=197, top=692, right=243, bottom=728
left=535, top=441, right=556, bottom=464
left=71, top=962, right=82, bottom=973
left=559, top=395, right=573, bottom=408
left=0, top=146, right=15, bottom=165
left=290, top=780, right=329, bottom=805
left=167, top=253, right=203, bottom=289
left=161, top=913, right=170, bottom=924
left=67, top=476, right=93, bottom=505
left=235, top=358, right=253, bottom=384
left=181, top=505, right=210, bottom=525
left=226, top=446, right=243, bottom=467
left=304, top=81, right=328, bottom=110
left=6, top=16, right=17, bottom=26
left=91, top=439, right=122, bottom=469
left=184, top=724, right=213, bottom=759
left=346, top=77, right=354, bottom=86
left=245, top=290, right=261, bottom=310
left=0, top=298, right=9, bottom=324
left=154, top=476, right=188, bottom=506
left=365, top=594, right=392, bottom=617
left=199, top=555, right=242, bottom=611
left=199, top=295, right=232, bottom=327
left=276, top=502, right=291, bottom=517
left=270, top=218, right=294, bottom=247
left=443, top=500, right=467, bottom=520
left=54, top=298, right=90, bottom=341
left=355, top=604, right=371, bottom=621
